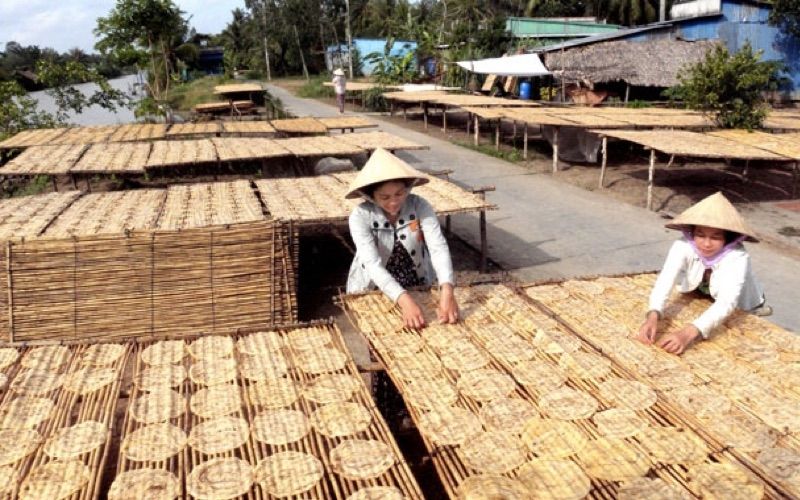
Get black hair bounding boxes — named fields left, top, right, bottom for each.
left=690, top=225, right=740, bottom=244
left=362, top=178, right=413, bottom=199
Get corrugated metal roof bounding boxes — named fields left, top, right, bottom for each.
left=530, top=23, right=673, bottom=52
left=506, top=17, right=621, bottom=38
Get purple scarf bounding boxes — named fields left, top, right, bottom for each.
left=682, top=230, right=747, bottom=269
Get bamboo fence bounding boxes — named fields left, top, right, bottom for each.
left=0, top=341, right=131, bottom=499
left=107, top=124, right=168, bottom=142
left=71, top=142, right=152, bottom=174
left=271, top=118, right=328, bottom=135
left=211, top=138, right=291, bottom=162
left=220, top=121, right=276, bottom=135
left=0, top=128, right=68, bottom=149
left=340, top=280, right=797, bottom=498
left=276, top=136, right=364, bottom=157
left=113, top=324, right=423, bottom=499
left=145, top=139, right=218, bottom=168
left=334, top=131, right=428, bottom=152
left=1, top=144, right=87, bottom=174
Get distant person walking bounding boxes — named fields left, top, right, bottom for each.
left=332, top=68, right=347, bottom=114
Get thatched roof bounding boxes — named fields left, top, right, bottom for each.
left=544, top=39, right=719, bottom=87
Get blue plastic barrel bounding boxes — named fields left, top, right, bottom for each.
left=519, top=81, right=532, bottom=100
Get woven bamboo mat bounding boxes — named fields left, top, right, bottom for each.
left=275, top=136, right=364, bottom=157
left=220, top=121, right=277, bottom=135
left=0, top=220, right=296, bottom=342
left=71, top=142, right=151, bottom=173
left=0, top=128, right=68, bottom=149
left=523, top=274, right=800, bottom=497
left=52, top=126, right=119, bottom=145
left=708, top=129, right=800, bottom=160
left=341, top=282, right=794, bottom=498
left=211, top=137, right=291, bottom=162
left=0, top=191, right=81, bottom=240
left=194, top=101, right=233, bottom=112
left=593, top=129, right=793, bottom=160
left=165, top=123, right=221, bottom=137
left=764, top=115, right=800, bottom=130
left=318, top=117, right=377, bottom=131
left=334, top=131, right=428, bottom=152
left=254, top=176, right=359, bottom=222
left=145, top=139, right=218, bottom=168
left=461, top=106, right=507, bottom=120
left=0, top=342, right=130, bottom=499
left=271, top=118, right=328, bottom=135
left=381, top=91, right=452, bottom=103
left=156, top=180, right=264, bottom=230
left=434, top=95, right=540, bottom=107
left=107, top=124, right=168, bottom=142
left=114, top=324, right=422, bottom=499
left=42, top=190, right=166, bottom=238
left=1, top=144, right=87, bottom=174
left=214, top=83, right=263, bottom=94
left=501, top=108, right=584, bottom=127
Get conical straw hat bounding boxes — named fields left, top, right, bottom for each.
left=665, top=192, right=758, bottom=242
left=333, top=68, right=345, bottom=76
left=345, top=148, right=429, bottom=199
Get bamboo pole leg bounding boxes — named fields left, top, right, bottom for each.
left=445, top=214, right=451, bottom=236
left=495, top=120, right=500, bottom=150
left=390, top=101, right=395, bottom=117
left=479, top=210, right=487, bottom=274
left=599, top=136, right=608, bottom=189
left=70, top=174, right=77, bottom=190
left=742, top=160, right=750, bottom=182
left=442, top=106, right=448, bottom=133
left=647, top=149, right=656, bottom=211
left=423, top=103, right=428, bottom=130
left=552, top=127, right=559, bottom=173
left=466, top=112, right=471, bottom=137
left=402, top=106, right=406, bottom=120
left=51, top=176, right=58, bottom=192
left=523, top=123, right=528, bottom=160
left=793, top=161, right=799, bottom=198
left=474, top=115, right=480, bottom=147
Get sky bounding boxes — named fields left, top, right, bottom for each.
left=0, top=0, right=246, bottom=54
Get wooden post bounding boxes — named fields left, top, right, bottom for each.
left=86, top=176, right=92, bottom=193
left=512, top=121, right=517, bottom=148
left=466, top=112, right=471, bottom=137
left=70, top=174, right=77, bottom=190
left=479, top=209, right=487, bottom=274
left=442, top=105, right=447, bottom=133
left=793, top=161, right=799, bottom=198
left=742, top=159, right=750, bottom=182
left=390, top=101, right=395, bottom=117
left=51, top=176, right=58, bottom=192
left=495, top=120, right=500, bottom=150
left=402, top=106, right=406, bottom=120
left=445, top=215, right=451, bottom=235
left=552, top=127, right=559, bottom=173
left=599, top=136, right=608, bottom=188
left=474, top=115, right=480, bottom=146
left=647, top=148, right=656, bottom=211
left=423, top=103, right=428, bottom=130
left=523, top=123, right=528, bottom=160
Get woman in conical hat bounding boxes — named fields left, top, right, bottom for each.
left=346, top=148, right=459, bottom=329
left=332, top=68, right=347, bottom=114
left=638, top=192, right=770, bottom=354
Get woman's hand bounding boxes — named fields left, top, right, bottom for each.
left=397, top=292, right=426, bottom=329
left=656, top=324, right=700, bottom=355
left=437, top=283, right=459, bottom=324
left=637, top=311, right=659, bottom=344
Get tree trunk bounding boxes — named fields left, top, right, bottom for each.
left=293, top=25, right=310, bottom=81
left=262, top=1, right=272, bottom=81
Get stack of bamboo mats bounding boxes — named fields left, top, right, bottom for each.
left=341, top=278, right=799, bottom=499
left=0, top=342, right=131, bottom=499
left=524, top=274, right=800, bottom=497
left=115, top=324, right=422, bottom=499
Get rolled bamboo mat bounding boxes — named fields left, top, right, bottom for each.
left=52, top=125, right=119, bottom=145
left=155, top=180, right=265, bottom=231
left=145, top=139, right=217, bottom=168
left=275, top=136, right=364, bottom=157
left=113, top=324, right=423, bottom=499
left=42, top=190, right=166, bottom=238
left=522, top=274, right=800, bottom=497
left=340, top=282, right=794, bottom=498
left=1, top=220, right=297, bottom=342
left=1, top=144, right=87, bottom=174
left=270, top=118, right=327, bottom=135
left=0, top=128, right=68, bottom=149
left=334, top=131, right=428, bottom=152
left=0, top=341, right=131, bottom=499
left=71, top=142, right=151, bottom=174
left=165, top=123, right=221, bottom=137
left=220, top=121, right=276, bottom=135
left=211, top=137, right=291, bottom=162
left=107, top=123, right=168, bottom=142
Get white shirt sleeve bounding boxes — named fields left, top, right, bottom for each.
left=348, top=206, right=405, bottom=302
left=417, top=197, right=454, bottom=286
left=648, top=240, right=687, bottom=316
left=691, top=252, right=749, bottom=337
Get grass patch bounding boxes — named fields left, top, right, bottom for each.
left=453, top=140, right=523, bottom=162
left=296, top=76, right=334, bottom=98
left=167, top=75, right=231, bottom=111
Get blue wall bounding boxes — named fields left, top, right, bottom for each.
left=675, top=0, right=800, bottom=96
left=326, top=39, right=417, bottom=76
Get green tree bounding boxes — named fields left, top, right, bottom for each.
left=95, top=0, right=188, bottom=119
left=665, top=42, right=785, bottom=129
left=0, top=81, right=56, bottom=142
left=769, top=0, right=800, bottom=39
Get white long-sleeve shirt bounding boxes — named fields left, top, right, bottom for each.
left=346, top=194, right=454, bottom=302
left=648, top=238, right=765, bottom=337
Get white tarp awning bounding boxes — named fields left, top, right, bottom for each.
left=456, top=53, right=551, bottom=77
